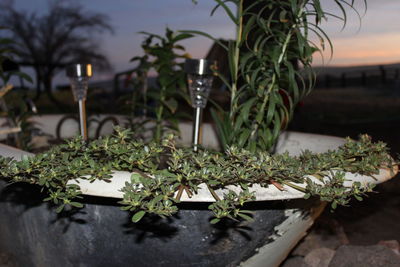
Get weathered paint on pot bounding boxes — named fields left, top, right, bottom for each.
left=0, top=181, right=292, bottom=267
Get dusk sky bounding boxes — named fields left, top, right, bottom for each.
left=9, top=0, right=400, bottom=82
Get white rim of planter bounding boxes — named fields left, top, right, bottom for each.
left=66, top=165, right=397, bottom=202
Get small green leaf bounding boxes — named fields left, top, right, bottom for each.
left=210, top=218, right=220, bottom=224
left=279, top=10, right=288, bottom=22
left=211, top=0, right=239, bottom=25
left=163, top=98, right=178, bottom=114
left=179, top=30, right=228, bottom=51
left=131, top=173, right=142, bottom=184
left=238, top=213, right=254, bottom=222
left=172, top=33, right=193, bottom=43
left=132, top=210, right=146, bottom=223
left=55, top=205, right=65, bottom=213
left=208, top=180, right=220, bottom=186
left=70, top=202, right=83, bottom=208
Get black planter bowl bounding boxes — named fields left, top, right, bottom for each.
left=0, top=180, right=323, bottom=267
left=1, top=130, right=378, bottom=267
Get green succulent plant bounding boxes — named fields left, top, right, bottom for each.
left=0, top=127, right=393, bottom=223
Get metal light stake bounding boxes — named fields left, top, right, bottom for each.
left=184, top=59, right=216, bottom=152
left=66, top=63, right=93, bottom=140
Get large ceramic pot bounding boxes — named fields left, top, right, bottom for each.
left=0, top=121, right=396, bottom=267
left=0, top=178, right=294, bottom=267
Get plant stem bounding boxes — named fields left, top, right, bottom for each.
left=250, top=2, right=305, bottom=141
left=155, top=87, right=165, bottom=143
left=270, top=179, right=284, bottom=190
left=282, top=181, right=306, bottom=192
left=184, top=186, right=193, bottom=198
left=207, top=184, right=221, bottom=201
left=230, top=0, right=243, bottom=120
left=175, top=185, right=184, bottom=201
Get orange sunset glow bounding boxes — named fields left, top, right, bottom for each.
left=315, top=33, right=400, bottom=66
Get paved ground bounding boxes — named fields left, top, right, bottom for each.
left=283, top=86, right=400, bottom=266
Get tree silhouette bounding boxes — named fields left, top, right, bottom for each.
left=0, top=0, right=113, bottom=106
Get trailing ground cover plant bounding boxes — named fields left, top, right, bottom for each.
left=126, top=28, right=192, bottom=143
left=186, top=0, right=366, bottom=152
left=0, top=127, right=394, bottom=223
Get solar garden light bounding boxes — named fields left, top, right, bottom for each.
left=184, top=59, right=216, bottom=152
left=66, top=63, right=93, bottom=140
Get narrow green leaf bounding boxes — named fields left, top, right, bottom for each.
left=234, top=97, right=256, bottom=131
left=172, top=33, right=193, bottom=43
left=210, top=108, right=231, bottom=150
left=238, top=213, right=254, bottom=221
left=211, top=0, right=239, bottom=25
left=228, top=41, right=237, bottom=82
left=70, top=202, right=83, bottom=208
left=163, top=98, right=178, bottom=113
left=238, top=128, right=251, bottom=148
left=266, top=93, right=277, bottom=126
left=210, top=218, right=220, bottom=224
left=179, top=30, right=228, bottom=51
left=132, top=210, right=146, bottom=223
left=55, top=205, right=65, bottom=213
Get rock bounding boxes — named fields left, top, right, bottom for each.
left=377, top=177, right=400, bottom=194
left=304, top=247, right=335, bottom=267
left=378, top=240, right=400, bottom=256
left=0, top=252, right=15, bottom=267
left=292, top=231, right=343, bottom=256
left=29, top=135, right=50, bottom=149
left=333, top=192, right=400, bottom=245
left=329, top=245, right=400, bottom=267
left=280, top=256, right=309, bottom=267
left=292, top=217, right=349, bottom=257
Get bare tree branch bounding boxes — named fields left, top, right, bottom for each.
left=0, top=0, right=114, bottom=105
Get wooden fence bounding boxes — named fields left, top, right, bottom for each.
left=315, top=65, right=400, bottom=89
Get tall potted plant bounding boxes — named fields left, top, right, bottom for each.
left=186, top=0, right=365, bottom=152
